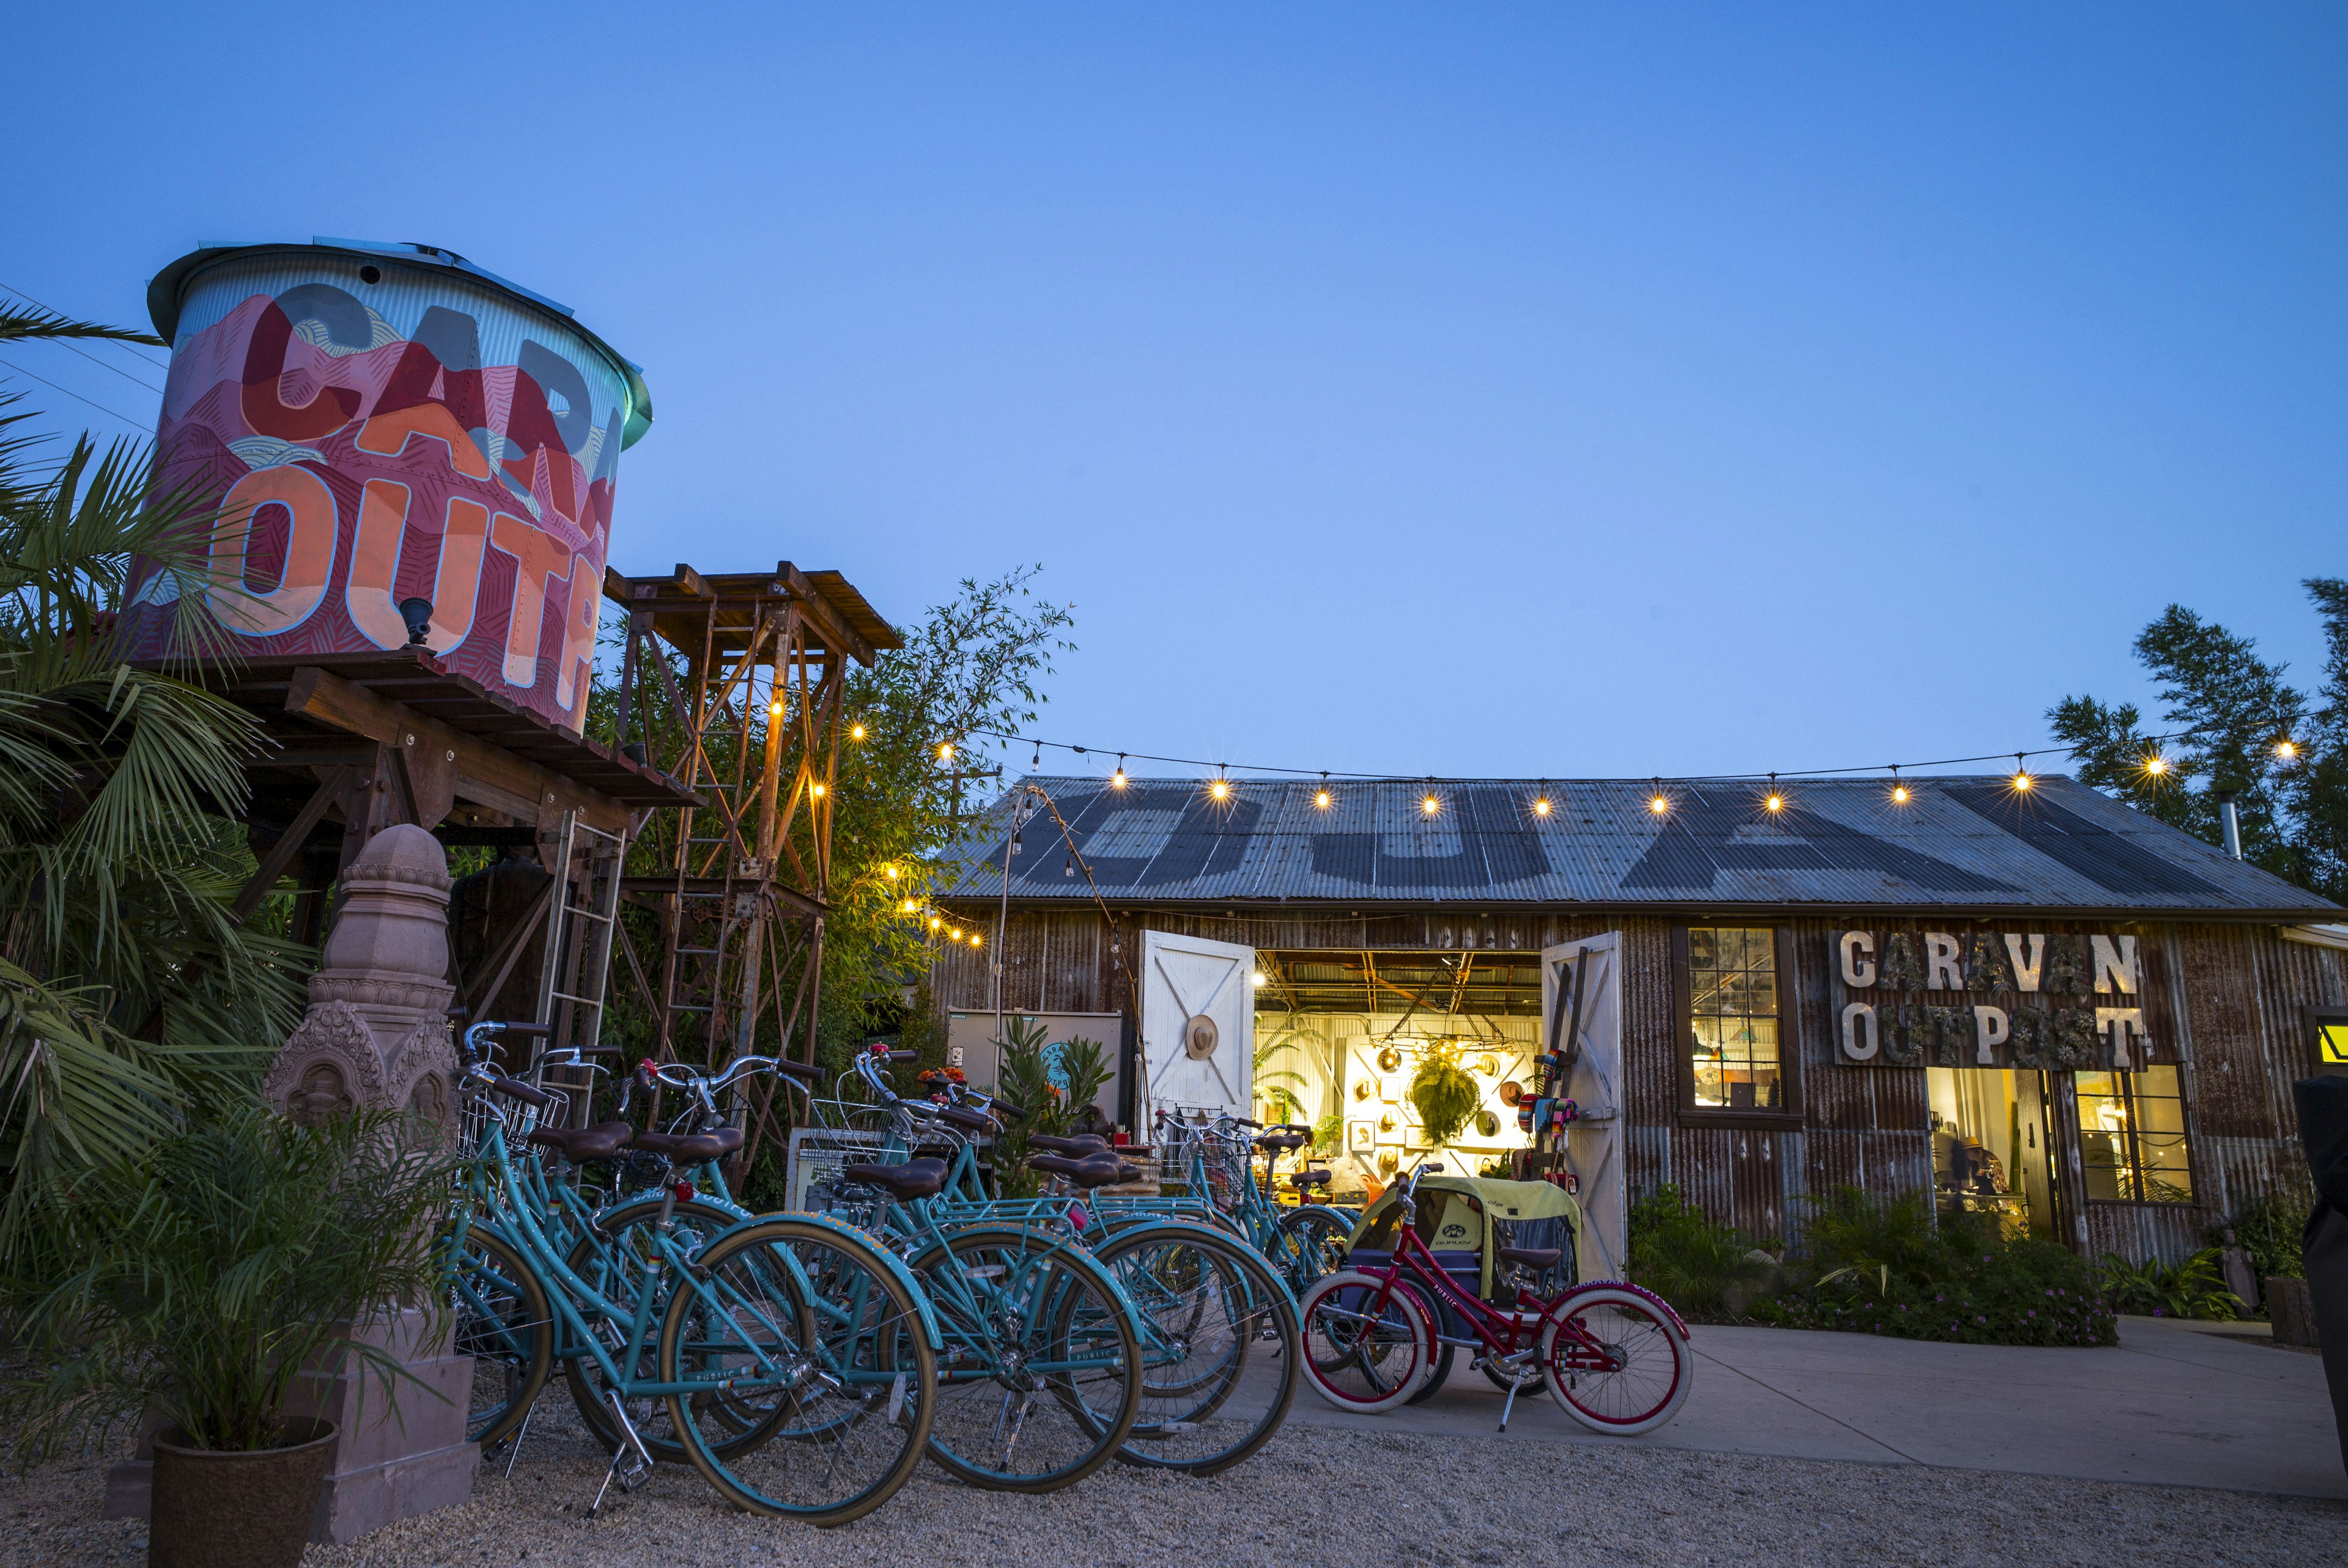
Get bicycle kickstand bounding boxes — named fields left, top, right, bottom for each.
left=587, top=1392, right=655, bottom=1517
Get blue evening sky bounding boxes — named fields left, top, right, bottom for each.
left=6, top=4, right=2341, bottom=784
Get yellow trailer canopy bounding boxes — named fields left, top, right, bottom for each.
left=1345, top=1174, right=1586, bottom=1298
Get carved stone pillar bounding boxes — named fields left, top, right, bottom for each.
left=105, top=823, right=479, bottom=1542
left=264, top=821, right=463, bottom=1134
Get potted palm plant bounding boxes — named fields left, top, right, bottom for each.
left=2, top=1101, right=452, bottom=1568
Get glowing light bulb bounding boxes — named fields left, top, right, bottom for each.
left=2012, top=771, right=2033, bottom=792
left=1210, top=778, right=1230, bottom=801
left=1649, top=795, right=1669, bottom=815
left=1110, top=768, right=1127, bottom=789
left=902, top=898, right=918, bottom=913
left=2277, top=739, right=2299, bottom=760
left=850, top=723, right=865, bottom=742
left=1765, top=794, right=1784, bottom=813
left=1891, top=785, right=1911, bottom=804
left=2144, top=755, right=2168, bottom=776
left=929, top=916, right=942, bottom=930
left=1533, top=797, right=1551, bottom=816
left=1421, top=794, right=1441, bottom=816
left=938, top=743, right=954, bottom=763
left=1250, top=971, right=1267, bottom=988
left=969, top=932, right=981, bottom=948
left=810, top=782, right=825, bottom=798
left=884, top=864, right=899, bottom=880
left=949, top=927, right=962, bottom=941
left=1315, top=789, right=1333, bottom=809
left=769, top=701, right=783, bottom=717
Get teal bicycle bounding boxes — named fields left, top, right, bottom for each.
left=441, top=1021, right=940, bottom=1525
left=838, top=1048, right=1302, bottom=1478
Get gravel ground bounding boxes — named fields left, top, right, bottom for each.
left=6, top=1396, right=2341, bottom=1568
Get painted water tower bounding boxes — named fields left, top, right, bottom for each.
left=122, top=240, right=651, bottom=733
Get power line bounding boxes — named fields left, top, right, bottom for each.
left=43, top=336, right=165, bottom=396
left=0, top=281, right=171, bottom=367
left=0, top=358, right=152, bottom=435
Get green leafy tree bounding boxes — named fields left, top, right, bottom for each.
left=585, top=567, right=1074, bottom=1082
left=0, top=307, right=307, bottom=1239
left=2049, top=580, right=2347, bottom=898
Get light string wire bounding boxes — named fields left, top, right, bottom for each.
left=964, top=725, right=2251, bottom=789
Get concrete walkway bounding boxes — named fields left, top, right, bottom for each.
left=1282, top=1314, right=2348, bottom=1500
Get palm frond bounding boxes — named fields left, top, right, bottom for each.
left=0, top=304, right=164, bottom=349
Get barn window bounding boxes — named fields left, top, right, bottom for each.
left=1681, top=926, right=1793, bottom=1116
left=2074, top=1066, right=2193, bottom=1204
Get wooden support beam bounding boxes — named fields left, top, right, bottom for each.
left=776, top=561, right=875, bottom=667
left=230, top=767, right=350, bottom=923
left=282, top=666, right=627, bottom=835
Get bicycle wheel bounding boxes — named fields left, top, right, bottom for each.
left=1296, top=1270, right=1434, bottom=1414
left=446, top=1226, right=552, bottom=1451
left=1276, top=1205, right=1354, bottom=1290
left=1093, top=1222, right=1300, bottom=1476
left=563, top=1198, right=750, bottom=1462
left=660, top=1216, right=936, bottom=1525
left=1404, top=1341, right=1455, bottom=1405
left=904, top=1225, right=1143, bottom=1492
left=1539, top=1286, right=1693, bottom=1435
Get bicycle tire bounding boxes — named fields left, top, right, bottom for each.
left=1094, top=1222, right=1301, bottom=1476
left=659, top=1216, right=937, bottom=1525
left=903, top=1224, right=1143, bottom=1492
left=563, top=1197, right=759, bottom=1462
left=446, top=1226, right=552, bottom=1451
left=1296, top=1269, right=1434, bottom=1414
left=1539, top=1285, right=1693, bottom=1436
left=1404, top=1341, right=1455, bottom=1404
left=1276, top=1205, right=1355, bottom=1289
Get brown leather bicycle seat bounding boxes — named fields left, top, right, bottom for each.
left=526, top=1121, right=635, bottom=1162
left=1253, top=1130, right=1308, bottom=1154
left=1499, top=1246, right=1562, bottom=1272
left=630, top=1126, right=745, bottom=1163
left=1029, top=1133, right=1108, bottom=1156
left=1030, top=1152, right=1140, bottom=1190
left=838, top=1157, right=948, bottom=1201
left=1289, top=1168, right=1332, bottom=1190
left=932, top=1104, right=995, bottom=1132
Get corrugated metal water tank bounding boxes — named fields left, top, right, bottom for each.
left=120, top=239, right=652, bottom=734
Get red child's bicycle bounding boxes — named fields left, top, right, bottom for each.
left=1297, top=1162, right=1693, bottom=1435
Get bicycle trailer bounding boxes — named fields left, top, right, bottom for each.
left=1342, top=1175, right=1583, bottom=1333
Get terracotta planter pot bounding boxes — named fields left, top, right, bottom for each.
left=149, top=1418, right=334, bottom=1568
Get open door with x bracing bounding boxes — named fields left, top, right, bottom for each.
left=1140, top=929, right=1255, bottom=1123
left=1543, top=932, right=1625, bottom=1281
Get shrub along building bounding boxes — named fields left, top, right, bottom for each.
left=931, top=774, right=2347, bottom=1279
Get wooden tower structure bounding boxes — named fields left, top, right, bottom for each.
left=601, top=562, right=898, bottom=1092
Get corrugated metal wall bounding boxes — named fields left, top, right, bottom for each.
left=934, top=904, right=2344, bottom=1262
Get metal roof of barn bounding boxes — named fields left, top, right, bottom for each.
left=940, top=775, right=2337, bottom=918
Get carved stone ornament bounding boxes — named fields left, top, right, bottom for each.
left=262, top=1000, right=390, bottom=1124
left=263, top=826, right=459, bottom=1125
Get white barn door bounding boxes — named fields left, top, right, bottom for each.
left=1543, top=932, right=1625, bottom=1281
left=1140, top=929, right=1255, bottom=1121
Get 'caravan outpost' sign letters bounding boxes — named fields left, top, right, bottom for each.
left=1831, top=931, right=2151, bottom=1073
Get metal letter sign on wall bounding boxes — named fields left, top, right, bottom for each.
left=1829, top=930, right=2154, bottom=1072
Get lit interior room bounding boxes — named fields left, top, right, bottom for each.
left=1252, top=949, right=1540, bottom=1201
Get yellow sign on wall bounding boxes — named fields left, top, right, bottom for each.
left=2318, top=1020, right=2348, bottom=1069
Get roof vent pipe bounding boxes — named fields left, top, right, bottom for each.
left=2217, top=789, right=2244, bottom=860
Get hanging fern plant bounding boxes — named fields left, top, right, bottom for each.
left=1407, top=1039, right=1482, bottom=1147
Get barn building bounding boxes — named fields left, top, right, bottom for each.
left=929, top=774, right=2347, bottom=1275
